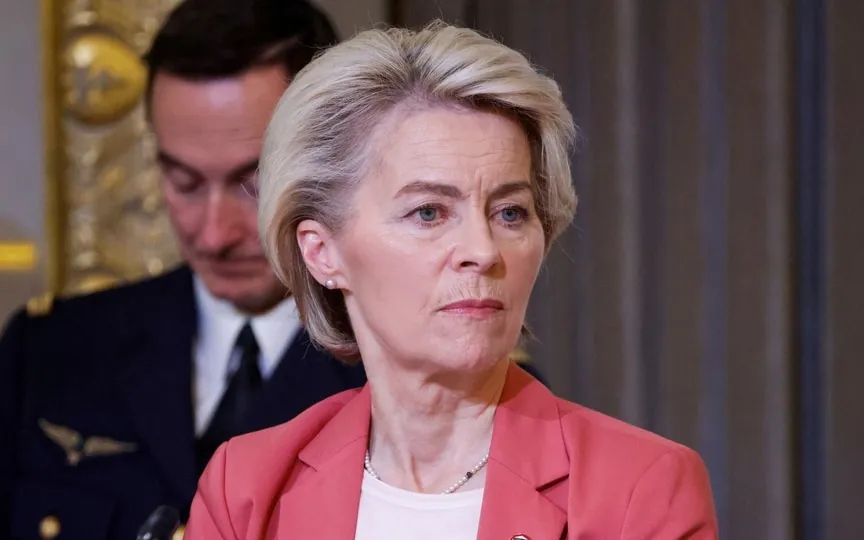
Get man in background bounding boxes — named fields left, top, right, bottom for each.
left=0, top=1, right=367, bottom=538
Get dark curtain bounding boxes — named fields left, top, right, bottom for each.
left=391, top=1, right=863, bottom=538
left=819, top=2, right=864, bottom=539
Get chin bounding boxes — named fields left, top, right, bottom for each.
left=200, top=273, right=286, bottom=313
left=432, top=340, right=513, bottom=375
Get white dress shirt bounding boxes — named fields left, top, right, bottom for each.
left=192, top=277, right=301, bottom=435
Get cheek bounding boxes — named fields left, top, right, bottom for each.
left=240, top=202, right=260, bottom=235
left=163, top=193, right=203, bottom=240
left=343, top=235, right=438, bottom=310
left=504, top=233, right=544, bottom=296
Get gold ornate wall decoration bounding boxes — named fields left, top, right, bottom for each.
left=44, top=0, right=182, bottom=296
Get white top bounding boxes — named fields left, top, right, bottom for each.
left=192, top=277, right=301, bottom=435
left=355, top=470, right=484, bottom=540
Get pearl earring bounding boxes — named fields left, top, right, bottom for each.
left=325, top=279, right=336, bottom=290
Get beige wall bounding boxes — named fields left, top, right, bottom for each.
left=0, top=0, right=48, bottom=325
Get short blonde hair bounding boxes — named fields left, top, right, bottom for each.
left=259, top=21, right=578, bottom=362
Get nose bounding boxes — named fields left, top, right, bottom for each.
left=451, top=215, right=502, bottom=274
left=197, top=191, right=245, bottom=256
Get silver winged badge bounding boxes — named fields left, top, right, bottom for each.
left=38, top=418, right=137, bottom=466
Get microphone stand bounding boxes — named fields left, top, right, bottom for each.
left=136, top=506, right=181, bottom=540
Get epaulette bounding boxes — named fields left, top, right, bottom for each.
left=26, top=292, right=55, bottom=317
left=509, top=346, right=531, bottom=364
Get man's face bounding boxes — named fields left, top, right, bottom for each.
left=150, top=65, right=288, bottom=314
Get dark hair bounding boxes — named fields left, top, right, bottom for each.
left=144, top=0, right=338, bottom=100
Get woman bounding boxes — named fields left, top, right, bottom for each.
left=186, top=22, right=718, bottom=539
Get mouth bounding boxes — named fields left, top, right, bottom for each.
left=206, top=257, right=268, bottom=275
left=438, top=298, right=505, bottom=318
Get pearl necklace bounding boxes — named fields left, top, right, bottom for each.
left=363, top=450, right=490, bottom=495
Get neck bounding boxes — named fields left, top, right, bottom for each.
left=365, top=359, right=509, bottom=493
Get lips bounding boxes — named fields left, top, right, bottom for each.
left=207, top=257, right=268, bottom=276
left=439, top=298, right=505, bottom=317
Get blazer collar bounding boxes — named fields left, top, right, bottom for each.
left=277, top=386, right=370, bottom=538
left=280, top=364, right=569, bottom=539
left=478, top=366, right=569, bottom=540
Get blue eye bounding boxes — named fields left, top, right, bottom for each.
left=417, top=206, right=438, bottom=222
left=501, top=207, right=521, bottom=222
left=497, top=205, right=528, bottom=225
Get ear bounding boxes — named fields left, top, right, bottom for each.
left=296, top=219, right=344, bottom=288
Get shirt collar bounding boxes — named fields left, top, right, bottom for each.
left=193, top=275, right=300, bottom=378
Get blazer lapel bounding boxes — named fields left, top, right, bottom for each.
left=480, top=462, right=568, bottom=540
left=274, top=386, right=370, bottom=538
left=120, top=267, right=199, bottom=503
left=477, top=365, right=570, bottom=540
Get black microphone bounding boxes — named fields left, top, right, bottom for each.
left=136, top=506, right=180, bottom=540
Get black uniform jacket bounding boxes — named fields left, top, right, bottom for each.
left=0, top=265, right=546, bottom=539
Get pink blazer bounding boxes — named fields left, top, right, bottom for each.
left=186, top=365, right=718, bottom=539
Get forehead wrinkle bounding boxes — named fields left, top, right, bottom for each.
left=368, top=107, right=531, bottom=197
left=388, top=153, right=529, bottom=199
left=400, top=141, right=526, bottom=172
left=402, top=130, right=524, bottom=154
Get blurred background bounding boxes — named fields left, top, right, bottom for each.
left=0, top=0, right=861, bottom=538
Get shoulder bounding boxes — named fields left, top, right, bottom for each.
left=190, top=388, right=361, bottom=534
left=0, top=266, right=195, bottom=382
left=210, top=388, right=360, bottom=482
left=558, top=399, right=696, bottom=463
left=230, top=388, right=358, bottom=454
left=3, top=266, right=192, bottom=334
left=555, top=398, right=717, bottom=535
left=42, top=266, right=191, bottom=319
left=556, top=397, right=710, bottom=483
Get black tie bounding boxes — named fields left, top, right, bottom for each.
left=195, top=322, right=262, bottom=473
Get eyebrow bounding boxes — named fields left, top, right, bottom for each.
left=490, top=180, right=533, bottom=199
left=395, top=181, right=463, bottom=199
left=156, top=150, right=259, bottom=181
left=394, top=180, right=532, bottom=200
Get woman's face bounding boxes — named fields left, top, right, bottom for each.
left=316, top=106, right=545, bottom=374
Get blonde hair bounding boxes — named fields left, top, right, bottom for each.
left=259, top=21, right=578, bottom=362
